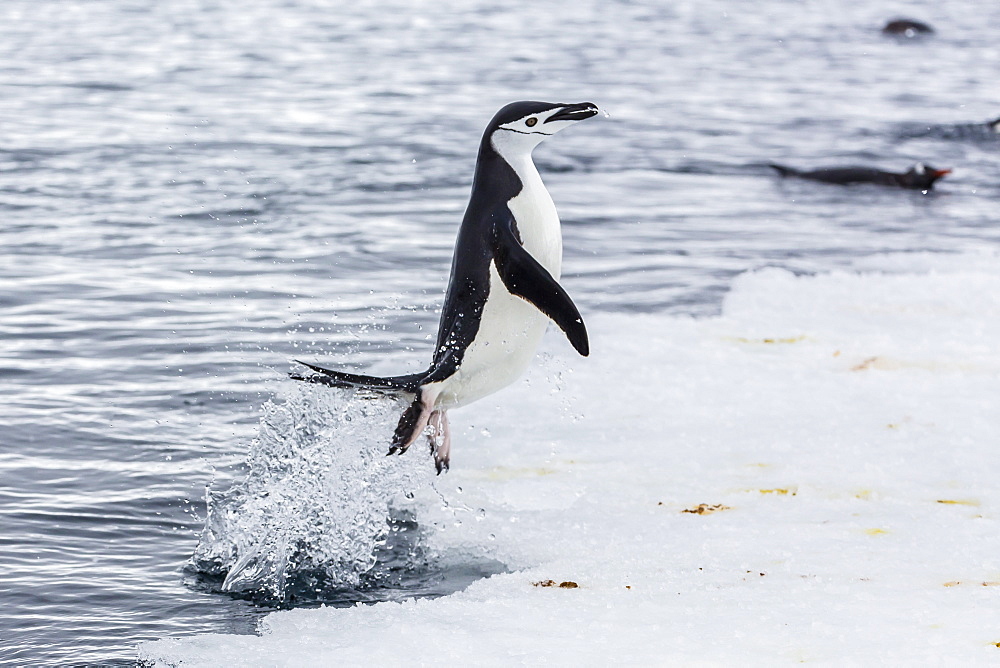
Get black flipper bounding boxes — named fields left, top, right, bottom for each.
left=291, top=360, right=425, bottom=395
left=492, top=210, right=589, bottom=357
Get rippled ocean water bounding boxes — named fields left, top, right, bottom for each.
left=2, top=0, right=998, bottom=664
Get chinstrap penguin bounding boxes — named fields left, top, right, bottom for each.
left=769, top=162, right=951, bottom=190
left=294, top=101, right=599, bottom=473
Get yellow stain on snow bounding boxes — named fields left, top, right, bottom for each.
left=854, top=490, right=874, bottom=500
left=484, top=466, right=559, bottom=481
left=851, top=355, right=987, bottom=373
left=864, top=528, right=889, bottom=536
left=731, top=486, right=798, bottom=497
left=943, top=581, right=1000, bottom=588
left=936, top=499, right=980, bottom=507
left=727, top=335, right=808, bottom=345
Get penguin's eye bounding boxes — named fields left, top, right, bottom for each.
left=525, top=117, right=538, bottom=127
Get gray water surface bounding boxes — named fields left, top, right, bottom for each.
left=2, top=0, right=999, bottom=664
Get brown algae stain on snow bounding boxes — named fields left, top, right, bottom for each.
left=533, top=580, right=579, bottom=589
left=943, top=581, right=1000, bottom=588
left=936, top=499, right=980, bottom=507
left=851, top=356, right=882, bottom=371
left=726, top=335, right=809, bottom=345
left=850, top=355, right=987, bottom=373
left=682, top=503, right=733, bottom=515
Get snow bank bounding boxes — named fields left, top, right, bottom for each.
left=141, top=252, right=1000, bottom=666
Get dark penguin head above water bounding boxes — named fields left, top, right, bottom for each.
left=902, top=163, right=951, bottom=189
left=882, top=19, right=934, bottom=37
left=480, top=101, right=599, bottom=161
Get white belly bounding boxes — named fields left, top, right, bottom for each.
left=428, top=164, right=563, bottom=409
left=429, top=263, right=550, bottom=408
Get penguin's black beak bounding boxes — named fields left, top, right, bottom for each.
left=545, top=102, right=600, bottom=123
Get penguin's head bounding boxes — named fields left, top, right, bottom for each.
left=487, top=101, right=599, bottom=157
left=988, top=117, right=1000, bottom=133
left=905, top=162, right=951, bottom=189
left=881, top=19, right=934, bottom=37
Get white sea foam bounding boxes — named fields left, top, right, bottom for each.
left=145, top=252, right=1000, bottom=665
left=191, top=386, right=435, bottom=599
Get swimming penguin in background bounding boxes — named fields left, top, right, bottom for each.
left=895, top=116, right=1000, bottom=141
left=294, top=101, right=599, bottom=473
left=882, top=19, right=934, bottom=37
left=768, top=162, right=951, bottom=190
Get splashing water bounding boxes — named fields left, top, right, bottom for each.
left=191, top=383, right=435, bottom=600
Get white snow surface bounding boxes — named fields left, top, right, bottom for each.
left=142, top=252, right=1000, bottom=666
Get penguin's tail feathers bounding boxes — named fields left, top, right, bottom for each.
left=767, top=163, right=797, bottom=177
left=290, top=360, right=425, bottom=396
